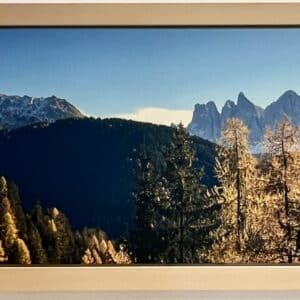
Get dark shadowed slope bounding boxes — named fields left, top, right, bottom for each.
left=0, top=118, right=216, bottom=237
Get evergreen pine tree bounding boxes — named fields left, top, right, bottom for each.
left=7, top=181, right=28, bottom=241
left=158, top=123, right=218, bottom=263
left=0, top=240, right=7, bottom=263
left=16, top=238, right=31, bottom=264
left=27, top=216, right=48, bottom=264
left=130, top=155, right=165, bottom=263
left=3, top=212, right=18, bottom=250
left=50, top=208, right=75, bottom=263
left=113, top=243, right=132, bottom=264
left=0, top=177, right=32, bottom=264
left=82, top=248, right=94, bottom=264
left=73, top=230, right=86, bottom=263
left=31, top=202, right=57, bottom=262
left=132, top=124, right=218, bottom=263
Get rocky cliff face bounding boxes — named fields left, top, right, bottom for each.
left=0, top=94, right=84, bottom=129
left=188, top=101, right=220, bottom=141
left=264, top=90, right=300, bottom=128
left=188, top=90, right=300, bottom=151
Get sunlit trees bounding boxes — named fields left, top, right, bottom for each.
left=81, top=228, right=131, bottom=265
left=208, top=118, right=260, bottom=263
left=263, top=117, right=300, bottom=263
left=252, top=158, right=285, bottom=262
left=7, top=181, right=28, bottom=241
left=51, top=208, right=75, bottom=264
left=208, top=117, right=300, bottom=263
left=1, top=116, right=300, bottom=264
left=113, top=243, right=132, bottom=264
left=0, top=176, right=31, bottom=264
left=0, top=240, right=7, bottom=263
left=0, top=176, right=131, bottom=265
left=16, top=238, right=31, bottom=264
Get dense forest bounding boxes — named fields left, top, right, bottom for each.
left=129, top=117, right=300, bottom=264
left=0, top=116, right=300, bottom=264
left=0, top=118, right=216, bottom=237
left=0, top=176, right=131, bottom=264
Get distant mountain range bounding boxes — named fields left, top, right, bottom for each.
left=5, top=89, right=297, bottom=234
left=188, top=90, right=300, bottom=151
left=0, top=93, right=84, bottom=129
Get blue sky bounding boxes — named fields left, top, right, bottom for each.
left=1, top=28, right=300, bottom=125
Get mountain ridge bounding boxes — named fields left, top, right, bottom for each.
left=188, top=90, right=300, bottom=149
left=0, top=93, right=84, bottom=129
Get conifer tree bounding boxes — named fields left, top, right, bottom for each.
left=0, top=240, right=7, bottom=263
left=31, top=202, right=57, bottom=262
left=3, top=212, right=18, bottom=250
left=8, top=181, right=28, bottom=241
left=50, top=208, right=75, bottom=263
left=158, top=124, right=218, bottom=263
left=82, top=248, right=94, bottom=264
left=208, top=118, right=259, bottom=263
left=73, top=230, right=86, bottom=263
left=0, top=178, right=19, bottom=262
left=132, top=124, right=218, bottom=263
left=0, top=176, right=8, bottom=198
left=31, top=202, right=49, bottom=242
left=16, top=238, right=31, bottom=264
left=251, top=158, right=285, bottom=262
left=27, top=216, right=48, bottom=264
left=130, top=156, right=164, bottom=263
left=113, top=243, right=132, bottom=264
left=263, top=117, right=300, bottom=263
left=0, top=177, right=32, bottom=264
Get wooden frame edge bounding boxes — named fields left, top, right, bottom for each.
left=0, top=266, right=299, bottom=292
left=1, top=2, right=300, bottom=294
left=1, top=3, right=300, bottom=26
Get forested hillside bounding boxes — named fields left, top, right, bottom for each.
left=129, top=118, right=300, bottom=263
left=0, top=118, right=216, bottom=237
left=0, top=117, right=299, bottom=264
left=0, top=176, right=131, bottom=264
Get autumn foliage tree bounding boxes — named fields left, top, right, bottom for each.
left=0, top=176, right=129, bottom=265
left=263, top=117, right=300, bottom=262
left=207, top=118, right=286, bottom=263
left=0, top=176, right=31, bottom=264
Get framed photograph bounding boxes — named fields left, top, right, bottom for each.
left=0, top=2, right=300, bottom=298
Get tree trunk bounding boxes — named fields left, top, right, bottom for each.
left=235, top=134, right=242, bottom=252
left=281, top=138, right=292, bottom=263
left=179, top=209, right=184, bottom=263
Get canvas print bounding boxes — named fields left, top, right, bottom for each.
left=0, top=28, right=300, bottom=264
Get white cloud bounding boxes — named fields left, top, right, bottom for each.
left=113, top=107, right=193, bottom=127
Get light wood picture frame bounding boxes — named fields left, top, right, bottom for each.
left=0, top=2, right=300, bottom=297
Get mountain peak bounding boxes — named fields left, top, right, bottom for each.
left=238, top=91, right=246, bottom=98
left=224, top=99, right=235, bottom=109
left=0, top=93, right=84, bottom=129
left=237, top=92, right=252, bottom=106
left=279, top=90, right=299, bottom=100
left=283, top=89, right=297, bottom=96
left=206, top=101, right=219, bottom=112
left=188, top=100, right=221, bottom=141
left=189, top=90, right=300, bottom=151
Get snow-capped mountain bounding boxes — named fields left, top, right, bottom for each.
left=188, top=90, right=300, bottom=151
left=0, top=93, right=84, bottom=129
